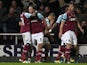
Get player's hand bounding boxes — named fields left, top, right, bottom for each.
left=44, top=29, right=49, bottom=35
left=81, top=29, right=84, bottom=34
left=49, top=29, right=52, bottom=33
left=58, top=32, right=62, bottom=39
left=19, top=22, right=25, bottom=26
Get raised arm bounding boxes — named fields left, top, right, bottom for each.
left=77, top=22, right=84, bottom=34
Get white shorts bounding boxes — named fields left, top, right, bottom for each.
left=22, top=32, right=31, bottom=45
left=32, top=32, right=44, bottom=45
left=61, top=30, right=77, bottom=45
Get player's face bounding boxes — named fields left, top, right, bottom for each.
left=51, top=16, right=55, bottom=20
left=28, top=6, right=34, bottom=14
left=69, top=4, right=74, bottom=11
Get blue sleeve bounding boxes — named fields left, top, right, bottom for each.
left=56, top=15, right=63, bottom=23
left=24, top=13, right=32, bottom=18
left=37, top=13, right=44, bottom=20
left=45, top=18, right=50, bottom=27
left=62, top=13, right=67, bottom=22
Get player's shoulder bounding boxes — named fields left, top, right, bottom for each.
left=58, top=14, right=64, bottom=18
left=62, top=13, right=67, bottom=19
left=37, top=11, right=43, bottom=16
left=63, top=13, right=67, bottom=16
left=20, top=12, right=26, bottom=17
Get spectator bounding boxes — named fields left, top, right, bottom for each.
left=74, top=0, right=81, bottom=4
left=81, top=2, right=87, bottom=21
left=44, top=6, right=52, bottom=17
left=3, top=7, right=20, bottom=33
left=38, top=4, right=45, bottom=16
left=58, top=0, right=66, bottom=7
left=11, top=0, right=22, bottom=15
left=78, top=20, right=87, bottom=44
left=75, top=7, right=84, bottom=22
left=21, top=0, right=29, bottom=7
left=21, top=0, right=37, bottom=9
left=80, top=0, right=87, bottom=5
left=3, top=0, right=12, bottom=8
left=48, top=0, right=60, bottom=17
left=36, top=0, right=48, bottom=8
left=2, top=7, right=20, bottom=45
left=0, top=0, right=7, bottom=33
left=64, top=0, right=72, bottom=3
left=82, top=2, right=87, bottom=14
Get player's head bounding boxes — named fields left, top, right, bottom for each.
left=66, top=3, right=74, bottom=12
left=28, top=5, right=35, bottom=14
left=48, top=13, right=55, bottom=20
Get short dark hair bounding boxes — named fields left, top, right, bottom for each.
left=27, top=5, right=35, bottom=10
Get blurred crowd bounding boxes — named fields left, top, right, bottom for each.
left=0, top=0, right=87, bottom=44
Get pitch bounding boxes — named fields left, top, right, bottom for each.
left=0, top=62, right=87, bottom=65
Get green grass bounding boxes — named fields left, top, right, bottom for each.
left=0, top=62, right=87, bottom=65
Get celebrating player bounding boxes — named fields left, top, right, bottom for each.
left=58, top=3, right=84, bottom=63
left=19, top=9, right=32, bottom=63
left=44, top=13, right=55, bottom=61
left=25, top=5, right=45, bottom=63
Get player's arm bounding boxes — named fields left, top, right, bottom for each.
left=19, top=16, right=25, bottom=26
left=37, top=12, right=50, bottom=34
left=38, top=12, right=48, bottom=29
left=48, top=20, right=56, bottom=32
left=77, top=22, right=84, bottom=34
left=59, top=21, right=65, bottom=38
left=59, top=13, right=67, bottom=38
left=18, top=15, right=24, bottom=27
left=37, top=13, right=44, bottom=20
left=19, top=20, right=25, bottom=27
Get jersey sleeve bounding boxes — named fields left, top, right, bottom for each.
left=37, top=13, right=44, bottom=20
left=56, top=15, right=63, bottom=23
left=45, top=18, right=50, bottom=27
left=62, top=13, right=67, bottom=22
left=24, top=13, right=32, bottom=18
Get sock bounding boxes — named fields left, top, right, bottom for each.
left=21, top=44, right=28, bottom=61
left=56, top=46, right=65, bottom=60
left=65, top=48, right=71, bottom=62
left=45, top=45, right=49, bottom=60
left=36, top=50, right=42, bottom=61
left=28, top=45, right=32, bottom=57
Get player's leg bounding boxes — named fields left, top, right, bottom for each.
left=55, top=33, right=66, bottom=63
left=55, top=44, right=65, bottom=63
left=35, top=32, right=44, bottom=62
left=70, top=31, right=78, bottom=63
left=43, top=37, right=51, bottom=61
left=64, top=31, right=72, bottom=63
left=65, top=44, right=71, bottom=63
left=72, top=31, right=77, bottom=49
left=20, top=32, right=31, bottom=63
